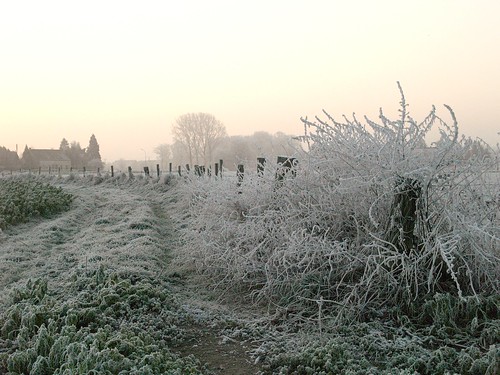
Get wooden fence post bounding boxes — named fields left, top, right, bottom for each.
left=169, top=162, right=172, bottom=174
left=214, top=163, right=219, bottom=177
left=128, top=166, right=133, bottom=179
left=219, top=159, right=223, bottom=178
left=178, top=165, right=181, bottom=176
left=111, top=165, right=114, bottom=177
left=237, top=164, right=244, bottom=187
left=156, top=164, right=160, bottom=178
left=257, top=157, right=266, bottom=176
left=83, top=167, right=86, bottom=177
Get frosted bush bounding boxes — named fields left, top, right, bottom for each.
left=177, top=83, right=499, bottom=321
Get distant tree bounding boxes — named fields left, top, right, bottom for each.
left=67, top=142, right=85, bottom=169
left=172, top=113, right=226, bottom=166
left=59, top=138, right=69, bottom=151
left=154, top=144, right=171, bottom=170
left=170, top=140, right=188, bottom=168
left=217, top=136, right=253, bottom=169
left=216, top=131, right=301, bottom=170
left=0, top=146, right=20, bottom=170
left=251, top=131, right=274, bottom=155
left=272, top=131, right=302, bottom=156
left=21, top=145, right=36, bottom=170
left=85, top=134, right=103, bottom=169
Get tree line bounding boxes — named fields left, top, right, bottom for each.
left=55, top=134, right=103, bottom=170
left=149, top=112, right=496, bottom=172
left=0, top=147, right=21, bottom=170
left=153, top=112, right=302, bottom=171
left=0, top=134, right=103, bottom=171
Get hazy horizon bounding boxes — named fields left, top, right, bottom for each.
left=2, top=1, right=499, bottom=162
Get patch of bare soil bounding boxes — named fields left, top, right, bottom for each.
left=173, top=323, right=262, bottom=375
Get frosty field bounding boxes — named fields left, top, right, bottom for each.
left=1, top=92, right=499, bottom=374
left=0, top=173, right=497, bottom=375
left=0, top=175, right=265, bottom=374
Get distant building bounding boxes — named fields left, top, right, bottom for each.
left=22, top=148, right=72, bottom=171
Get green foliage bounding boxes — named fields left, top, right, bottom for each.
left=263, top=321, right=499, bottom=374
left=0, top=176, right=73, bottom=229
left=0, top=268, right=209, bottom=374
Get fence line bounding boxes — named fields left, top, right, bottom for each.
left=0, top=157, right=300, bottom=182
left=2, top=158, right=498, bottom=195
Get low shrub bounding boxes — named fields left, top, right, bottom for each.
left=175, top=84, right=499, bottom=371
left=0, top=268, right=208, bottom=374
left=179, top=83, right=499, bottom=315
left=0, top=176, right=73, bottom=229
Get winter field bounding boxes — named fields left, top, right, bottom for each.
left=1, top=93, right=499, bottom=374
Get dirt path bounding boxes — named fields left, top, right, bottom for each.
left=0, top=180, right=265, bottom=374
left=148, top=187, right=265, bottom=374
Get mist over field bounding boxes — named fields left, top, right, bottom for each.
left=1, top=2, right=499, bottom=372
left=1, top=92, right=498, bottom=373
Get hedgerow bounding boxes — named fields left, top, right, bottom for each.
left=175, top=83, right=499, bottom=371
left=179, top=83, right=499, bottom=313
left=0, top=176, right=73, bottom=229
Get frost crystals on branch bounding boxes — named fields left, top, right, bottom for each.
left=178, top=83, right=499, bottom=321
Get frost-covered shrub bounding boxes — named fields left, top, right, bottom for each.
left=0, top=176, right=73, bottom=229
left=0, top=269, right=208, bottom=374
left=261, top=322, right=499, bottom=375
left=177, top=83, right=499, bottom=319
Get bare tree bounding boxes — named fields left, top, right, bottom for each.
left=172, top=113, right=226, bottom=166
left=153, top=144, right=171, bottom=170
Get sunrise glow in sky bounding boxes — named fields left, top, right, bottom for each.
left=1, top=0, right=499, bottom=162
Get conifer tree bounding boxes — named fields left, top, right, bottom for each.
left=67, top=142, right=85, bottom=169
left=85, top=134, right=103, bottom=169
left=59, top=138, right=69, bottom=151
left=21, top=145, right=35, bottom=169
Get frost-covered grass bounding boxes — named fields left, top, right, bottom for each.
left=0, top=176, right=73, bottom=229
left=0, top=269, right=208, bottom=374
left=0, top=175, right=214, bottom=374
left=247, top=292, right=498, bottom=374
left=174, top=84, right=500, bottom=373
left=260, top=318, right=498, bottom=374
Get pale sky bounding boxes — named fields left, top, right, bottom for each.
left=1, top=0, right=499, bottom=163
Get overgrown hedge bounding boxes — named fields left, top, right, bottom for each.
left=179, top=84, right=499, bottom=314
left=176, top=84, right=499, bottom=372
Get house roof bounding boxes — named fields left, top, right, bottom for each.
left=28, top=149, right=71, bottom=162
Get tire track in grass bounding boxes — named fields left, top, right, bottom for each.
left=148, top=189, right=264, bottom=375
left=0, top=184, right=166, bottom=307
left=1, top=180, right=266, bottom=373
left=0, top=181, right=212, bottom=374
